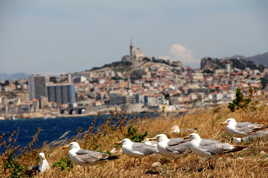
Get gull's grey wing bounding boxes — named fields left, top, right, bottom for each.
left=76, top=149, right=109, bottom=163
left=235, top=124, right=262, bottom=134
left=166, top=142, right=190, bottom=154
left=167, top=138, right=184, bottom=146
left=251, top=129, right=268, bottom=136
left=132, top=142, right=157, bottom=155
left=199, top=142, right=234, bottom=155
left=237, top=122, right=263, bottom=129
left=241, top=129, right=268, bottom=142
left=200, top=139, right=221, bottom=146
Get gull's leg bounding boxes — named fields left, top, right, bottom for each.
left=83, top=166, right=86, bottom=176
left=203, top=157, right=214, bottom=169
left=173, top=156, right=180, bottom=169
left=206, top=158, right=215, bottom=170
left=198, top=157, right=209, bottom=170
left=133, top=157, right=137, bottom=166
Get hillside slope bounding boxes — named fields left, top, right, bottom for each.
left=246, top=52, right=268, bottom=66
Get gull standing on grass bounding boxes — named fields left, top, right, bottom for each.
left=149, top=134, right=190, bottom=158
left=223, top=118, right=266, bottom=136
left=119, top=138, right=158, bottom=157
left=64, top=142, right=118, bottom=165
left=183, top=133, right=246, bottom=157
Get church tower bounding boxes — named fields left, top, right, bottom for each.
left=129, top=40, right=133, bottom=60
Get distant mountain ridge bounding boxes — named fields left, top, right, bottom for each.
left=200, top=57, right=265, bottom=72
left=200, top=51, right=268, bottom=71
left=246, top=52, right=268, bottom=66
left=0, top=73, right=30, bottom=81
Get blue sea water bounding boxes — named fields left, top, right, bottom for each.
left=0, top=112, right=159, bottom=153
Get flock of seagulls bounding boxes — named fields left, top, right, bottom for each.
left=32, top=117, right=267, bottom=174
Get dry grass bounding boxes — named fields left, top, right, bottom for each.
left=1, top=104, right=268, bottom=178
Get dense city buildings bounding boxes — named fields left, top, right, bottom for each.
left=29, top=75, right=47, bottom=99
left=0, top=44, right=268, bottom=119
left=47, top=83, right=76, bottom=104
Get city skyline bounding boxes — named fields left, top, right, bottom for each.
left=0, top=0, right=268, bottom=74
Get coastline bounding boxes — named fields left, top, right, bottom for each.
left=0, top=105, right=214, bottom=120
left=0, top=110, right=166, bottom=120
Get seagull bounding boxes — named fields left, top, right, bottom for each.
left=183, top=133, right=246, bottom=157
left=223, top=118, right=266, bottom=136
left=150, top=134, right=190, bottom=158
left=64, top=142, right=118, bottom=165
left=119, top=138, right=158, bottom=157
left=38, top=152, right=50, bottom=173
left=170, top=125, right=198, bottom=136
left=232, top=128, right=268, bottom=143
left=170, top=125, right=180, bottom=134
left=25, top=152, right=50, bottom=176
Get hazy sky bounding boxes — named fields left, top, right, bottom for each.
left=0, top=0, right=267, bottom=74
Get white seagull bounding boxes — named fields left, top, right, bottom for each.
left=38, top=152, right=50, bottom=173
left=26, top=152, right=50, bottom=176
left=119, top=138, right=158, bottom=157
left=183, top=133, right=246, bottom=157
left=151, top=134, right=190, bottom=158
left=223, top=118, right=266, bottom=136
left=170, top=125, right=181, bottom=134
left=64, top=142, right=118, bottom=165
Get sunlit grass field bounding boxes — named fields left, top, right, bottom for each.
left=1, top=102, right=268, bottom=177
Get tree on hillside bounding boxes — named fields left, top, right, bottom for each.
left=228, top=88, right=251, bottom=112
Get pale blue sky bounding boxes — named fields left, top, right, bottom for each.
left=0, top=0, right=267, bottom=73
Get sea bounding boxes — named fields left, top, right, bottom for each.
left=0, top=112, right=160, bottom=153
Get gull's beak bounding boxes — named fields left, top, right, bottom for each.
left=147, top=137, right=157, bottom=141
left=115, top=140, right=122, bottom=145
left=62, top=144, right=69, bottom=149
left=182, top=135, right=192, bottom=143
left=220, top=121, right=227, bottom=125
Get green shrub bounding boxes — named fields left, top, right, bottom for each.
left=3, top=151, right=26, bottom=178
left=126, top=126, right=147, bottom=142
left=52, top=157, right=73, bottom=171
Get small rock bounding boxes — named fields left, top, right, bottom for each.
left=145, top=170, right=160, bottom=175
left=110, top=148, right=117, bottom=154
left=197, top=167, right=204, bottom=172
left=151, top=161, right=162, bottom=168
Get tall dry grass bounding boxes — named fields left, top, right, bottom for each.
left=1, top=103, right=268, bottom=178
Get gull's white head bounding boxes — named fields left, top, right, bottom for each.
left=69, top=142, right=81, bottom=150
left=154, top=134, right=169, bottom=142
left=232, top=137, right=242, bottom=143
left=120, top=138, right=132, bottom=145
left=171, top=125, right=180, bottom=134
left=225, top=118, right=237, bottom=127
left=38, top=152, right=46, bottom=160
